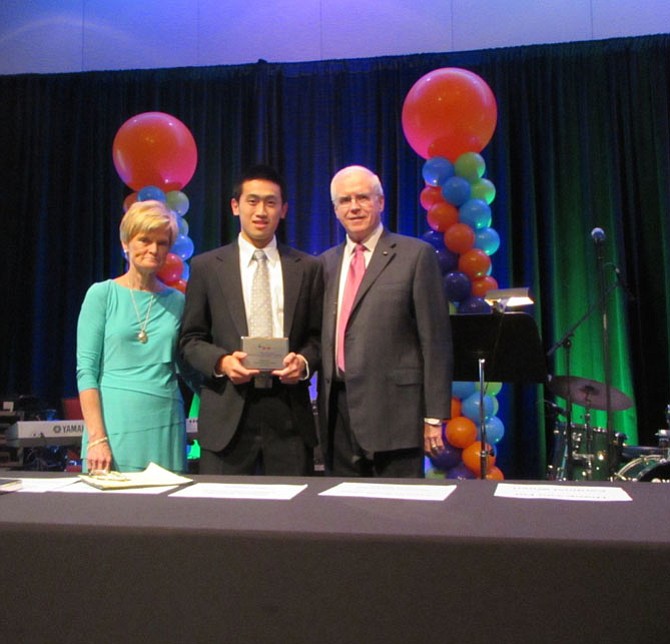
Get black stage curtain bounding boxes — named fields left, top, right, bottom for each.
left=1, top=35, right=669, bottom=479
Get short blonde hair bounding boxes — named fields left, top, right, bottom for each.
left=120, top=200, right=178, bottom=247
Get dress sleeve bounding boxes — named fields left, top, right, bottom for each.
left=76, top=282, right=108, bottom=392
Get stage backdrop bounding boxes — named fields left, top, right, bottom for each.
left=1, top=34, right=669, bottom=479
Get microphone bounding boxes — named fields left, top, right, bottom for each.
left=544, top=400, right=566, bottom=417
left=591, top=227, right=606, bottom=244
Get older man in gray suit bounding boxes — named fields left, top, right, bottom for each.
left=318, top=165, right=453, bottom=477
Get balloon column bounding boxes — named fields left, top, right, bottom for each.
left=112, top=111, right=198, bottom=293
left=402, top=68, right=505, bottom=479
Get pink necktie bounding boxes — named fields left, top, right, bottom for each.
left=337, top=243, right=366, bottom=373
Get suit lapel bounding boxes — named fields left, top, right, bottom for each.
left=214, top=243, right=248, bottom=336
left=323, top=244, right=345, bottom=342
left=279, top=244, right=302, bottom=336
left=353, top=232, right=396, bottom=309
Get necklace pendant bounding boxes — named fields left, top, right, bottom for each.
left=137, top=330, right=148, bottom=343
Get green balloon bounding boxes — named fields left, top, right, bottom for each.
left=455, top=152, right=486, bottom=182
left=470, top=178, right=496, bottom=205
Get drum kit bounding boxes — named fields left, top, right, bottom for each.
left=546, top=375, right=670, bottom=482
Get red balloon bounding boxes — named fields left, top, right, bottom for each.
left=420, top=185, right=444, bottom=210
left=157, top=253, right=184, bottom=285
left=402, top=68, right=497, bottom=161
left=445, top=416, right=477, bottom=449
left=172, top=278, right=188, bottom=294
left=123, top=192, right=138, bottom=212
left=462, top=441, right=496, bottom=476
left=444, top=222, right=476, bottom=254
left=458, top=248, right=491, bottom=280
left=471, top=275, right=499, bottom=298
left=427, top=202, right=459, bottom=232
left=112, top=112, right=198, bottom=192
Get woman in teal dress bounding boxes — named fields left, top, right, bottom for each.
left=77, top=199, right=187, bottom=473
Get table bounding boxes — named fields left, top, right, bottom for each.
left=1, top=475, right=669, bottom=644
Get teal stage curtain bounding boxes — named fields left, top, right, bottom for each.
left=1, top=35, right=669, bottom=478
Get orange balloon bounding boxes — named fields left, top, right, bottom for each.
left=450, top=397, right=462, bottom=419
left=445, top=416, right=477, bottom=449
left=471, top=275, right=498, bottom=298
left=427, top=201, right=459, bottom=232
left=462, top=441, right=496, bottom=476
left=420, top=185, right=445, bottom=210
left=485, top=466, right=505, bottom=480
left=458, top=248, right=491, bottom=280
left=157, top=252, right=184, bottom=285
left=112, top=112, right=198, bottom=192
left=402, top=68, right=497, bottom=161
left=444, top=222, right=476, bottom=254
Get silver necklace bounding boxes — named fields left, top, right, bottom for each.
left=129, top=288, right=156, bottom=343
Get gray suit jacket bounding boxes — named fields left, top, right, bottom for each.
left=179, top=241, right=322, bottom=452
left=318, top=230, right=453, bottom=453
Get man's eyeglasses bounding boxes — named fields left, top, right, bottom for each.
left=334, top=193, right=375, bottom=208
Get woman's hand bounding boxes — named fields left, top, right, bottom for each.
left=87, top=439, right=112, bottom=473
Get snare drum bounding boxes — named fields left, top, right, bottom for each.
left=548, top=423, right=621, bottom=481
left=614, top=456, right=670, bottom=481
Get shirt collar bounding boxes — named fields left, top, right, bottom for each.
left=238, top=234, right=279, bottom=266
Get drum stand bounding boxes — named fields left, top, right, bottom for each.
left=572, top=405, right=595, bottom=480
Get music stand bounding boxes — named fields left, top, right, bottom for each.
left=450, top=311, right=547, bottom=477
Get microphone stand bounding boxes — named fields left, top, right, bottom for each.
left=546, top=279, right=618, bottom=480
left=594, top=240, right=614, bottom=477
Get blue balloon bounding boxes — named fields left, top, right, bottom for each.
left=474, top=227, right=500, bottom=255
left=452, top=381, right=476, bottom=399
left=137, top=185, right=166, bottom=202
left=441, top=176, right=471, bottom=206
left=443, top=271, right=471, bottom=302
left=422, top=156, right=455, bottom=187
left=446, top=462, right=476, bottom=480
left=461, top=392, right=496, bottom=422
left=180, top=261, right=190, bottom=281
left=459, top=199, right=492, bottom=230
left=435, top=248, right=459, bottom=274
left=430, top=443, right=463, bottom=471
left=421, top=229, right=446, bottom=250
left=171, top=234, right=195, bottom=260
left=457, top=296, right=491, bottom=315
left=477, top=415, right=505, bottom=444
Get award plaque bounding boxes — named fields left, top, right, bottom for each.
left=241, top=336, right=289, bottom=371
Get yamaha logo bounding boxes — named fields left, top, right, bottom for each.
left=52, top=424, right=84, bottom=435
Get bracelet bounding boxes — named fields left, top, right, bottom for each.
left=87, top=436, right=109, bottom=450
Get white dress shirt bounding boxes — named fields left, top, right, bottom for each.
left=238, top=234, right=284, bottom=338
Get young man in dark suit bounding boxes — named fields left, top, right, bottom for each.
left=180, top=165, right=322, bottom=475
left=319, top=165, right=453, bottom=477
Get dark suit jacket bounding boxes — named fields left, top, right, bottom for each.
left=179, top=241, right=323, bottom=452
left=318, top=230, right=453, bottom=453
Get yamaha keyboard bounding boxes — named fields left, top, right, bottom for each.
left=5, top=418, right=199, bottom=447
left=5, top=420, right=85, bottom=447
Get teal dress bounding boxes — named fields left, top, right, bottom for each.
left=77, top=280, right=187, bottom=472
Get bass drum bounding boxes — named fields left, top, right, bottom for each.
left=614, top=456, right=670, bottom=482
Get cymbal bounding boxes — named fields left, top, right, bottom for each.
left=547, top=375, right=633, bottom=411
